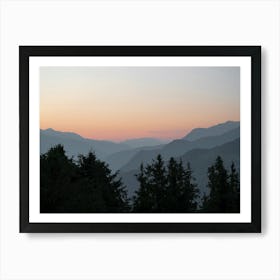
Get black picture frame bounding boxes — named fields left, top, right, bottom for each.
left=20, top=46, right=261, bottom=233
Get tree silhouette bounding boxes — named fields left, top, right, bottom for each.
left=77, top=152, right=130, bottom=212
left=132, top=163, right=155, bottom=212
left=40, top=145, right=129, bottom=213
left=40, top=146, right=239, bottom=214
left=202, top=156, right=240, bottom=213
left=164, top=159, right=199, bottom=212
left=228, top=162, right=240, bottom=212
left=133, top=155, right=199, bottom=213
left=133, top=155, right=167, bottom=212
left=181, top=162, right=199, bottom=211
left=40, top=144, right=77, bottom=212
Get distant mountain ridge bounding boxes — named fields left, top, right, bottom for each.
left=105, top=144, right=164, bottom=172
left=120, top=138, right=168, bottom=149
left=41, top=121, right=240, bottom=199
left=119, top=138, right=240, bottom=198
left=40, top=129, right=130, bottom=160
left=183, top=121, right=240, bottom=141
left=41, top=120, right=240, bottom=171
left=40, top=129, right=167, bottom=161
left=120, top=126, right=240, bottom=172
left=42, top=128, right=84, bottom=141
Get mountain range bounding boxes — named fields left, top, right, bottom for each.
left=120, top=138, right=168, bottom=148
left=120, top=138, right=240, bottom=198
left=41, top=120, right=240, bottom=197
left=182, top=120, right=240, bottom=141
left=40, top=128, right=130, bottom=160
left=41, top=129, right=167, bottom=160
left=119, top=125, right=239, bottom=172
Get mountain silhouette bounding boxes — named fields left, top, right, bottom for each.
left=120, top=138, right=168, bottom=149
left=41, top=129, right=167, bottom=162
left=41, top=120, right=240, bottom=174
left=182, top=120, right=240, bottom=141
left=120, top=125, right=239, bottom=172
left=119, top=138, right=240, bottom=198
left=40, top=129, right=130, bottom=160
left=179, top=138, right=240, bottom=195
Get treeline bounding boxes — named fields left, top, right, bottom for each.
left=40, top=145, right=129, bottom=213
left=133, top=155, right=198, bottom=212
left=40, top=145, right=239, bottom=213
left=133, top=154, right=239, bottom=213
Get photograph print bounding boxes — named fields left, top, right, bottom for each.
left=40, top=66, right=240, bottom=214
left=20, top=46, right=261, bottom=232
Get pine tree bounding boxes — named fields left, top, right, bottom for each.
left=165, top=159, right=198, bottom=212
left=77, top=151, right=130, bottom=212
left=165, top=157, right=181, bottom=212
left=181, top=162, right=199, bottom=212
left=40, top=145, right=130, bottom=213
left=133, top=155, right=199, bottom=213
left=202, top=156, right=240, bottom=213
left=133, top=163, right=154, bottom=212
left=133, top=155, right=167, bottom=212
left=228, top=162, right=240, bottom=212
left=203, top=156, right=229, bottom=212
left=40, top=144, right=77, bottom=212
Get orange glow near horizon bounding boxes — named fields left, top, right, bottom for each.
left=40, top=67, right=240, bottom=141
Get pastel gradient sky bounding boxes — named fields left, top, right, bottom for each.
left=40, top=66, right=240, bottom=141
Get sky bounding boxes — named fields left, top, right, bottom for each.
left=40, top=66, right=240, bottom=141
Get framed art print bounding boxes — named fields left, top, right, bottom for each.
left=19, top=46, right=261, bottom=233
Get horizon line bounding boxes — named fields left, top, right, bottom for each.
left=40, top=119, right=240, bottom=142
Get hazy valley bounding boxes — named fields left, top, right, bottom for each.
left=41, top=121, right=240, bottom=198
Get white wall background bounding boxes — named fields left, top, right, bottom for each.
left=0, top=0, right=279, bottom=279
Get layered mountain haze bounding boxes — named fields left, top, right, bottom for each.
left=40, top=129, right=166, bottom=161
left=40, top=121, right=240, bottom=198
left=120, top=138, right=240, bottom=198
left=118, top=121, right=240, bottom=197
left=120, top=138, right=169, bottom=149
left=120, top=125, right=240, bottom=172
left=105, top=144, right=164, bottom=172
left=182, top=120, right=240, bottom=141
left=179, top=138, right=240, bottom=195
left=40, top=128, right=130, bottom=160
